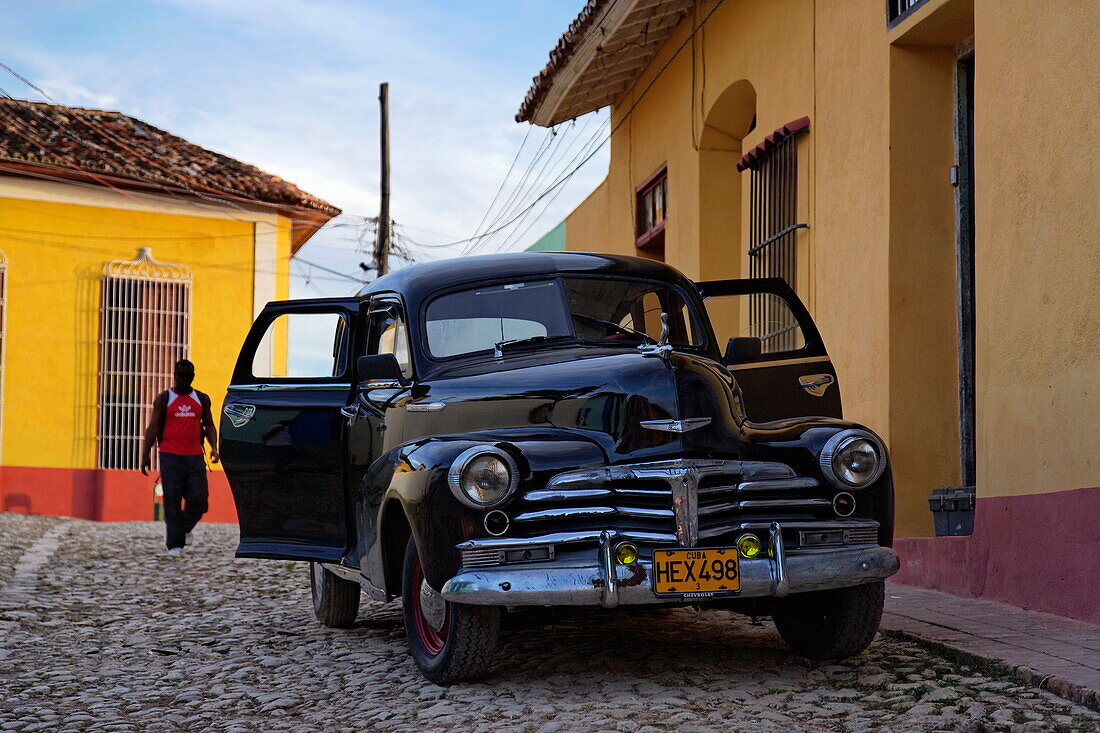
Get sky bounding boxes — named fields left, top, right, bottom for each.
left=0, top=0, right=611, bottom=299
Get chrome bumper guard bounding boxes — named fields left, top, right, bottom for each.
left=441, top=522, right=899, bottom=608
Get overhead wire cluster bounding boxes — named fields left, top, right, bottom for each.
left=0, top=0, right=728, bottom=282
left=442, top=0, right=724, bottom=258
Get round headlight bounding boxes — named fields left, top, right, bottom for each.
left=447, top=447, right=518, bottom=509
left=819, top=430, right=886, bottom=489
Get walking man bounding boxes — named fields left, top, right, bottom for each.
left=140, top=359, right=219, bottom=557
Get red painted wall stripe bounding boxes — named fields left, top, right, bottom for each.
left=0, top=465, right=237, bottom=523
left=893, top=486, right=1100, bottom=625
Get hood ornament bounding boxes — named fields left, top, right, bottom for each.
left=640, top=418, right=712, bottom=433
left=637, top=312, right=673, bottom=360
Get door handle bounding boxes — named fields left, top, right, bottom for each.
left=798, top=373, right=835, bottom=397
left=223, top=403, right=256, bottom=428
left=340, top=402, right=366, bottom=426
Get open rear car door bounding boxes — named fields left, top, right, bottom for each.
left=697, top=278, right=842, bottom=422
left=220, top=298, right=358, bottom=562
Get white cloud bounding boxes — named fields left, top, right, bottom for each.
left=0, top=1, right=610, bottom=299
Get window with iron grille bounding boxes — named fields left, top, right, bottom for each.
left=739, top=117, right=810, bottom=353
left=0, top=251, right=6, bottom=461
left=887, top=0, right=930, bottom=26
left=98, top=248, right=192, bottom=470
left=635, top=164, right=668, bottom=251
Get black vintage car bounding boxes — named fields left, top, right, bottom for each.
left=220, top=252, right=899, bottom=682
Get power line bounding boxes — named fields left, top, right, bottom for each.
left=446, top=0, right=729, bottom=255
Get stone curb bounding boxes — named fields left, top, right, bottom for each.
left=881, top=628, right=1100, bottom=714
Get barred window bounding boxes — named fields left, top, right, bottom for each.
left=635, top=164, right=668, bottom=251
left=98, top=248, right=191, bottom=470
left=739, top=117, right=810, bottom=353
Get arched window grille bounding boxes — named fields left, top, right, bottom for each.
left=98, top=248, right=192, bottom=470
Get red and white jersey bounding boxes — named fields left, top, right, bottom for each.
left=160, top=389, right=205, bottom=456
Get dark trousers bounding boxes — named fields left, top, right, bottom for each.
left=160, top=452, right=209, bottom=549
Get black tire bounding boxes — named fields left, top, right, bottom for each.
left=773, top=581, right=885, bottom=661
left=402, top=536, right=499, bottom=684
left=310, top=562, right=360, bottom=628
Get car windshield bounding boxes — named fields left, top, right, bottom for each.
left=425, top=277, right=703, bottom=359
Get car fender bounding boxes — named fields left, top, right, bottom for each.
left=367, top=429, right=607, bottom=591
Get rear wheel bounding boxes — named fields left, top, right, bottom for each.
left=773, top=581, right=885, bottom=661
left=402, top=536, right=499, bottom=684
left=310, top=562, right=360, bottom=628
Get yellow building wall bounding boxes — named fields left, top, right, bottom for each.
left=0, top=193, right=277, bottom=471
left=562, top=0, right=1100, bottom=536
left=973, top=0, right=1099, bottom=499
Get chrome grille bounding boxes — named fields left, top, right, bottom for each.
left=513, top=458, right=839, bottom=547
left=844, top=527, right=879, bottom=545
left=461, top=548, right=505, bottom=569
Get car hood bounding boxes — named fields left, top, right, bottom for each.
left=408, top=346, right=748, bottom=462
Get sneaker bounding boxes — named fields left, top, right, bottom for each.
left=166, top=547, right=183, bottom=557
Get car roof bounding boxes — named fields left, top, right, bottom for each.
left=358, top=251, right=698, bottom=304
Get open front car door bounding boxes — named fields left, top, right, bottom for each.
left=220, top=298, right=358, bottom=562
left=697, top=277, right=842, bottom=422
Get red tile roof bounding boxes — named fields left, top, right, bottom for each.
left=0, top=97, right=340, bottom=217
left=516, top=0, right=613, bottom=124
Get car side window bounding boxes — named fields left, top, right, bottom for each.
left=707, top=292, right=807, bottom=356
left=251, top=311, right=349, bottom=379
left=366, top=301, right=412, bottom=377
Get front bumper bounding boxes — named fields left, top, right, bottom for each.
left=441, top=525, right=899, bottom=608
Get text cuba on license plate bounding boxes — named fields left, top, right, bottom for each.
left=652, top=547, right=740, bottom=595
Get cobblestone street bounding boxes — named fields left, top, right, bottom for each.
left=0, top=516, right=1097, bottom=733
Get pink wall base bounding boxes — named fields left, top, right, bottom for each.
left=893, top=486, right=1100, bottom=625
left=0, top=465, right=237, bottom=523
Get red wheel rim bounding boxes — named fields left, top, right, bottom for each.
left=412, top=558, right=449, bottom=656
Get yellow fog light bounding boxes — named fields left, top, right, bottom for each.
left=614, top=542, right=639, bottom=565
left=737, top=534, right=762, bottom=558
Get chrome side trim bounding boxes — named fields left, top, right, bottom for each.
left=514, top=506, right=616, bottom=522
left=699, top=518, right=879, bottom=540
left=544, top=459, right=795, bottom=489
left=523, top=488, right=613, bottom=502
left=456, top=529, right=678, bottom=550
left=736, top=477, right=820, bottom=492
left=405, top=401, right=446, bottom=413
left=699, top=497, right=831, bottom=515
left=727, top=355, right=831, bottom=371
left=514, top=505, right=675, bottom=522
left=738, top=498, right=832, bottom=510
left=228, top=383, right=351, bottom=391
left=640, top=418, right=712, bottom=433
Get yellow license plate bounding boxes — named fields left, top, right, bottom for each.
left=653, top=547, right=740, bottom=596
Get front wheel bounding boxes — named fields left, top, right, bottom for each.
left=402, top=537, right=499, bottom=684
left=310, top=562, right=360, bottom=628
left=773, top=581, right=885, bottom=661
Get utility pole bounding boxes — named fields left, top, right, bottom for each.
left=372, top=82, right=391, bottom=277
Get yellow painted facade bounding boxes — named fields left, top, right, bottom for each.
left=0, top=177, right=292, bottom=473
left=560, top=0, right=1099, bottom=538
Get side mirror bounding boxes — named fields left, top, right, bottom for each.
left=724, top=337, right=762, bottom=364
left=357, top=354, right=407, bottom=385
